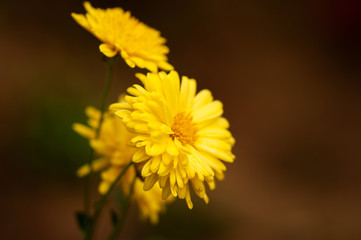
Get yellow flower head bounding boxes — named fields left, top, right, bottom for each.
left=71, top=2, right=173, bottom=72
left=110, top=71, right=235, bottom=209
left=74, top=104, right=170, bottom=223
left=132, top=179, right=168, bottom=224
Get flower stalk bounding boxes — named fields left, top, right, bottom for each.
left=95, top=56, right=117, bottom=138
left=86, top=161, right=134, bottom=240
left=83, top=56, right=116, bottom=233
left=107, top=176, right=137, bottom=240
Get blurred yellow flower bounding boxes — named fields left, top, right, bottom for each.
left=71, top=2, right=173, bottom=72
left=110, top=71, right=235, bottom=209
left=74, top=105, right=170, bottom=223
left=132, top=179, right=168, bottom=224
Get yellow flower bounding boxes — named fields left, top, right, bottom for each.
left=74, top=105, right=170, bottom=223
left=132, top=179, right=168, bottom=224
left=71, top=2, right=173, bottom=72
left=110, top=71, right=235, bottom=209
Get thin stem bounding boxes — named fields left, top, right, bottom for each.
left=84, top=148, right=94, bottom=216
left=86, top=162, right=134, bottom=240
left=107, top=177, right=137, bottom=240
left=84, top=56, right=117, bottom=216
left=96, top=56, right=117, bottom=138
left=81, top=56, right=117, bottom=239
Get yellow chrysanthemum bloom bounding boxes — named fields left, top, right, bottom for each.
left=71, top=2, right=173, bottom=72
left=110, top=71, right=235, bottom=209
left=74, top=105, right=170, bottom=223
left=132, top=179, right=167, bottom=224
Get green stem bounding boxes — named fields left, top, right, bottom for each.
left=86, top=162, right=134, bottom=240
left=83, top=56, right=117, bottom=238
left=96, top=56, right=117, bottom=138
left=107, top=177, right=137, bottom=240
left=84, top=148, right=94, bottom=217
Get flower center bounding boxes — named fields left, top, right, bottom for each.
left=171, top=113, right=198, bottom=145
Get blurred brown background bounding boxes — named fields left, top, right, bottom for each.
left=1, top=0, right=361, bottom=239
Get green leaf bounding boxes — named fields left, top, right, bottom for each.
left=75, top=211, right=92, bottom=233
left=110, top=209, right=119, bottom=226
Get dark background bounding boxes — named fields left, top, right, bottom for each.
left=1, top=0, right=361, bottom=239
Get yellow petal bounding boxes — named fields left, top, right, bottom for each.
left=162, top=181, right=172, bottom=200
left=99, top=43, right=118, bottom=57
left=133, top=149, right=150, bottom=163
left=76, top=164, right=91, bottom=177
left=125, top=58, right=136, bottom=68
left=166, top=139, right=179, bottom=156
left=144, top=61, right=158, bottom=72
left=207, top=179, right=216, bottom=190
left=143, top=173, right=158, bottom=191
left=185, top=185, right=193, bottom=209
left=73, top=123, right=95, bottom=139
left=161, top=153, right=172, bottom=166
left=85, top=106, right=100, bottom=120
left=178, top=186, right=186, bottom=199
left=175, top=168, right=184, bottom=188
left=98, top=181, right=110, bottom=195
left=145, top=142, right=166, bottom=156
left=179, top=76, right=197, bottom=112
left=169, top=169, right=176, bottom=187
left=192, top=89, right=213, bottom=111
left=158, top=162, right=170, bottom=176
left=91, top=157, right=108, bottom=172
left=109, top=102, right=131, bottom=112
left=150, top=156, right=161, bottom=172
left=197, top=137, right=232, bottom=151
left=197, top=128, right=231, bottom=138
left=159, top=175, right=168, bottom=188
left=130, top=56, right=145, bottom=68
left=193, top=100, right=223, bottom=124
left=158, top=61, right=173, bottom=71
left=197, top=144, right=234, bottom=163
left=71, top=13, right=90, bottom=30
left=141, top=160, right=152, bottom=177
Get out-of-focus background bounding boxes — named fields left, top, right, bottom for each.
left=1, top=0, right=361, bottom=239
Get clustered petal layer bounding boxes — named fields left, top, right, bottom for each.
left=74, top=105, right=170, bottom=223
left=110, top=71, right=235, bottom=209
left=71, top=1, right=173, bottom=72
